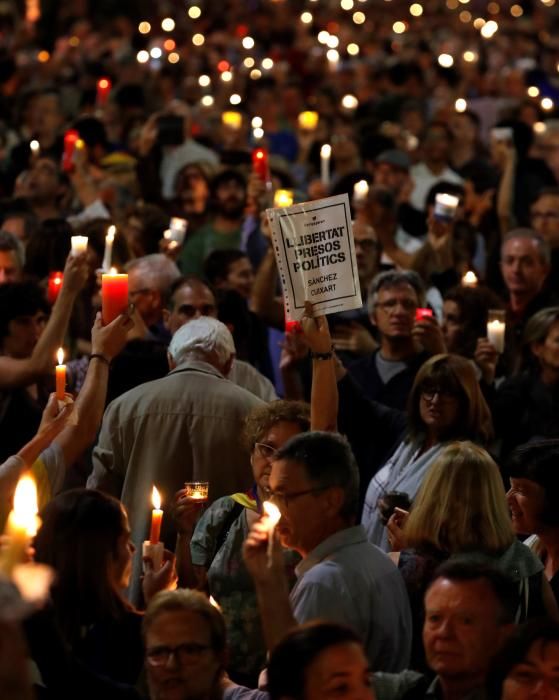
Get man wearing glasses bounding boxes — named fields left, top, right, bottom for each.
left=243, top=431, right=412, bottom=673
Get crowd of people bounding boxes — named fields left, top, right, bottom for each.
left=2, top=0, right=559, bottom=698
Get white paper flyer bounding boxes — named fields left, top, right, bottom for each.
left=266, top=193, right=362, bottom=321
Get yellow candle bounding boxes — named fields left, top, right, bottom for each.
left=298, top=111, right=319, bottom=130
left=55, top=347, right=66, bottom=400
left=2, top=474, right=40, bottom=575
left=274, top=189, right=294, bottom=208
left=222, top=111, right=243, bottom=130
left=150, top=486, right=163, bottom=544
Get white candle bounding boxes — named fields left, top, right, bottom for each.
left=263, top=501, right=281, bottom=567
left=2, top=474, right=40, bottom=576
left=461, top=270, right=478, bottom=287
left=353, top=180, right=369, bottom=205
left=30, top=140, right=40, bottom=156
left=71, top=235, right=88, bottom=256
left=320, top=144, right=331, bottom=188
left=434, top=193, right=459, bottom=221
left=102, top=225, right=115, bottom=271
left=487, top=319, right=505, bottom=353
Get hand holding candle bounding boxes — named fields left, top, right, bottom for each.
left=144, top=486, right=164, bottom=572
left=71, top=235, right=88, bottom=256
left=487, top=309, right=506, bottom=353
left=262, top=500, right=281, bottom=568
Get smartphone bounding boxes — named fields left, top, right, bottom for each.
left=157, top=115, right=184, bottom=146
left=415, top=308, right=433, bottom=321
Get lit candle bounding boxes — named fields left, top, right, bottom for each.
left=71, top=235, right=88, bottom=256
left=222, top=111, right=243, bottom=130
left=101, top=272, right=128, bottom=325
left=96, top=77, right=112, bottom=108
left=209, top=595, right=221, bottom=611
left=274, top=189, right=294, bottom=208
left=252, top=147, right=269, bottom=182
left=353, top=180, right=369, bottom=205
left=62, top=129, right=79, bottom=173
left=320, top=144, right=331, bottom=188
left=150, top=486, right=163, bottom=544
left=487, top=311, right=506, bottom=353
left=461, top=270, right=478, bottom=287
left=415, top=308, right=433, bottom=321
left=102, top=225, right=116, bottom=271
left=263, top=500, right=281, bottom=567
left=29, top=139, right=40, bottom=157
left=285, top=319, right=303, bottom=334
left=2, top=474, right=40, bottom=576
left=298, top=111, right=319, bottom=130
left=434, top=193, right=459, bottom=221
left=55, top=348, right=66, bottom=401
left=169, top=217, right=188, bottom=244
left=184, top=481, right=209, bottom=500
left=47, top=271, right=63, bottom=304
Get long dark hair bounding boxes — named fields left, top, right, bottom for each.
left=34, top=489, right=133, bottom=645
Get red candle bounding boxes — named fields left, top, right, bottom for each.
left=101, top=273, right=128, bottom=325
left=150, top=486, right=163, bottom=544
left=47, top=271, right=63, bottom=304
left=62, top=129, right=79, bottom=173
left=252, top=147, right=269, bottom=182
left=55, top=348, right=66, bottom=401
left=415, top=308, right=433, bottom=321
left=96, top=78, right=112, bottom=107
left=285, top=319, right=303, bottom=334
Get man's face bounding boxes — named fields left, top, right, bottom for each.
left=221, top=257, right=254, bottom=300
left=3, top=310, right=48, bottom=358
left=164, top=283, right=217, bottom=335
left=423, top=577, right=510, bottom=684
left=372, top=283, right=418, bottom=340
left=500, top=237, right=549, bottom=299
left=25, top=158, right=63, bottom=204
left=214, top=179, right=246, bottom=220
left=423, top=126, right=450, bottom=163
left=146, top=610, right=222, bottom=700
left=373, top=163, right=408, bottom=195
left=530, top=195, right=559, bottom=247
left=128, top=268, right=162, bottom=326
left=353, top=222, right=378, bottom=284
left=268, top=458, right=335, bottom=557
left=0, top=251, right=21, bottom=284
left=33, top=94, right=64, bottom=138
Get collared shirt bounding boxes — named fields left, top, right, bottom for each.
left=374, top=672, right=488, bottom=700
left=290, top=525, right=412, bottom=672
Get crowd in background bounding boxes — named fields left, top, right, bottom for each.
left=2, top=0, right=559, bottom=698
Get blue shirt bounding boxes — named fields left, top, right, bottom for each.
left=290, top=525, right=412, bottom=672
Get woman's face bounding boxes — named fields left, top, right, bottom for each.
left=502, top=639, right=559, bottom=700
left=251, top=420, right=303, bottom=493
left=506, top=478, right=547, bottom=536
left=418, top=383, right=462, bottom=438
left=303, top=642, right=375, bottom=700
left=532, top=321, right=559, bottom=375
left=442, top=300, right=464, bottom=353
left=108, top=508, right=136, bottom=590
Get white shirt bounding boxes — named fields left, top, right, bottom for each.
left=409, top=162, right=463, bottom=211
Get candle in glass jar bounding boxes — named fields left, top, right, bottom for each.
left=55, top=348, right=66, bottom=401
left=101, top=272, right=128, bottom=325
left=434, top=193, right=459, bottom=221
left=320, top=144, right=331, bottom=187
left=47, top=271, right=63, bottom=304
left=184, top=482, right=209, bottom=501
left=71, top=235, right=88, bottom=256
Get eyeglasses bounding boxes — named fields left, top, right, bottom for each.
left=266, top=486, right=329, bottom=509
left=375, top=299, right=417, bottom=313
left=176, top=304, right=216, bottom=318
left=420, top=388, right=460, bottom=403
left=254, top=442, right=279, bottom=461
left=146, top=642, right=211, bottom=667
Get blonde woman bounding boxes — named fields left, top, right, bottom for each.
left=387, top=441, right=558, bottom=668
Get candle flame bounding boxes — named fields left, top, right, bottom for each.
left=57, top=347, right=64, bottom=365
left=320, top=143, right=332, bottom=158
left=163, top=229, right=172, bottom=240
left=462, top=270, right=478, bottom=287
left=107, top=225, right=116, bottom=240
left=263, top=501, right=281, bottom=526
left=54, top=276, right=62, bottom=286
left=109, top=266, right=117, bottom=274
left=209, top=595, right=221, bottom=611
left=152, top=486, right=161, bottom=510
left=13, top=474, right=39, bottom=535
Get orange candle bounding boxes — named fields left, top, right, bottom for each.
left=55, top=348, right=66, bottom=400
left=101, top=273, right=128, bottom=325
left=150, top=486, right=163, bottom=544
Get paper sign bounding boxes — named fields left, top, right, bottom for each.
left=266, top=194, right=362, bottom=321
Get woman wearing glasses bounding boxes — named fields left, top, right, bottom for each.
left=172, top=308, right=337, bottom=687
left=337, top=352, right=493, bottom=551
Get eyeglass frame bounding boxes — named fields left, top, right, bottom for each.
left=253, top=442, right=280, bottom=462
left=265, top=485, right=330, bottom=509
left=145, top=642, right=211, bottom=667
